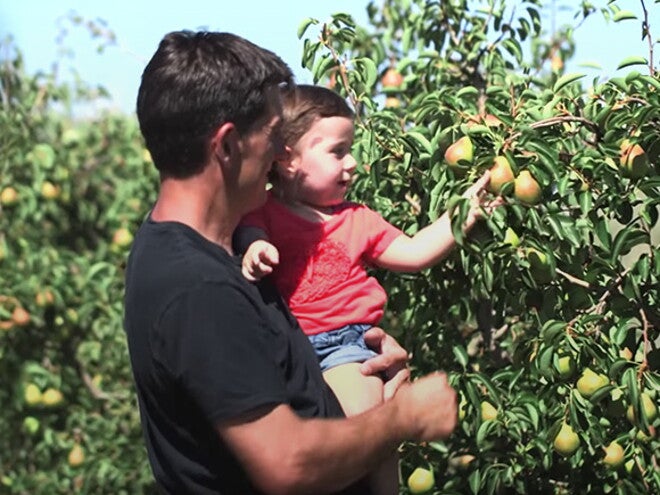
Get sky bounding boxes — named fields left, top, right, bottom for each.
left=0, top=1, right=654, bottom=116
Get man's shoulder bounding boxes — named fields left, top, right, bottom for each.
left=125, top=219, right=246, bottom=315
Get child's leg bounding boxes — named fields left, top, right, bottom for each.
left=323, top=363, right=400, bottom=495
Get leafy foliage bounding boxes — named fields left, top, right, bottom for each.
left=1, top=1, right=658, bottom=494
left=0, top=40, right=158, bottom=493
left=298, top=0, right=659, bottom=493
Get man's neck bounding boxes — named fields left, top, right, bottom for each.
left=151, top=174, right=238, bottom=253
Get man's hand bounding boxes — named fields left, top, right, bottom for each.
left=395, top=372, right=457, bottom=441
left=361, top=327, right=410, bottom=400
left=242, top=240, right=280, bottom=282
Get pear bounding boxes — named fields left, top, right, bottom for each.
left=619, top=140, right=649, bottom=179
left=576, top=368, right=609, bottom=398
left=488, top=156, right=515, bottom=194
left=525, top=248, right=554, bottom=284
left=553, top=423, right=579, bottom=457
left=1, top=186, right=19, bottom=205
left=503, top=228, right=520, bottom=247
left=480, top=401, right=498, bottom=421
left=68, top=444, right=85, bottom=467
left=381, top=68, right=404, bottom=88
left=444, top=136, right=474, bottom=173
left=514, top=170, right=541, bottom=205
left=41, top=388, right=64, bottom=407
left=555, top=355, right=577, bottom=380
left=24, top=383, right=42, bottom=406
left=407, top=467, right=434, bottom=494
left=626, top=392, right=658, bottom=426
left=602, top=441, right=625, bottom=468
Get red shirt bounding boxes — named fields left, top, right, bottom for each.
left=241, top=195, right=403, bottom=335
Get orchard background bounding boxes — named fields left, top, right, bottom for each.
left=1, top=0, right=658, bottom=493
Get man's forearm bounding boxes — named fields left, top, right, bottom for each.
left=219, top=374, right=456, bottom=495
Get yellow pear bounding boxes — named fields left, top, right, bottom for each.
left=1, top=186, right=19, bottom=205
left=481, top=401, right=498, bottom=421
left=384, top=96, right=400, bottom=108
left=503, top=228, right=520, bottom=247
left=68, top=444, right=85, bottom=467
left=407, top=466, right=434, bottom=494
left=513, top=170, right=541, bottom=205
left=41, top=181, right=60, bottom=200
left=602, top=441, right=625, bottom=468
left=112, top=227, right=134, bottom=248
left=24, top=383, right=42, bottom=406
left=576, top=368, right=609, bottom=398
left=626, top=393, right=658, bottom=425
left=553, top=423, right=579, bottom=457
left=41, top=388, right=64, bottom=407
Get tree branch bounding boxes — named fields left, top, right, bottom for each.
left=639, top=0, right=655, bottom=77
left=556, top=268, right=591, bottom=288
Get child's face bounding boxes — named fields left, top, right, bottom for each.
left=286, top=116, right=357, bottom=207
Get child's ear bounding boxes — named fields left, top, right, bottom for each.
left=275, top=145, right=296, bottom=179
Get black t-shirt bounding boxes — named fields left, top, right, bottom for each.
left=124, top=217, right=371, bottom=494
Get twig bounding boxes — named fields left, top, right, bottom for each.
left=506, top=115, right=601, bottom=149
left=638, top=307, right=650, bottom=377
left=319, top=25, right=404, bottom=162
left=556, top=268, right=590, bottom=288
left=639, top=0, right=655, bottom=77
left=405, top=193, right=422, bottom=215
left=566, top=268, right=631, bottom=330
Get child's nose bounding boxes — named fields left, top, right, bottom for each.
left=345, top=155, right=357, bottom=173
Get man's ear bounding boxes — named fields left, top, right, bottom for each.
left=211, top=122, right=239, bottom=167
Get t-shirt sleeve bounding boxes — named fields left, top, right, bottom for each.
left=359, top=206, right=405, bottom=264
left=156, top=281, right=287, bottom=423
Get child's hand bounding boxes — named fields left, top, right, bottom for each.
left=242, top=240, right=280, bottom=282
left=463, top=171, right=505, bottom=222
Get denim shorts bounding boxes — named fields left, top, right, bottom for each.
left=308, top=323, right=378, bottom=372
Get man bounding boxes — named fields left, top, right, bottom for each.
left=124, top=31, right=457, bottom=495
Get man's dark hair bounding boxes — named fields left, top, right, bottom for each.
left=137, top=31, right=293, bottom=178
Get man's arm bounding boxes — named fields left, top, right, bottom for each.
left=217, top=372, right=456, bottom=495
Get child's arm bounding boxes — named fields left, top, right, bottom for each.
left=375, top=171, right=502, bottom=272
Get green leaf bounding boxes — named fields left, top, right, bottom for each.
left=311, top=55, right=336, bottom=84
left=456, top=86, right=479, bottom=99
left=502, top=38, right=523, bottom=63
left=553, top=73, right=586, bottom=93
left=297, top=18, right=317, bottom=39
left=354, top=57, right=378, bottom=88
left=452, top=345, right=469, bottom=370
left=612, top=10, right=637, bottom=22
left=611, top=228, right=648, bottom=262
left=617, top=56, right=648, bottom=70
left=469, top=468, right=482, bottom=495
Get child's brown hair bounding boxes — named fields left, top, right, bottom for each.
left=280, top=85, right=355, bottom=147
